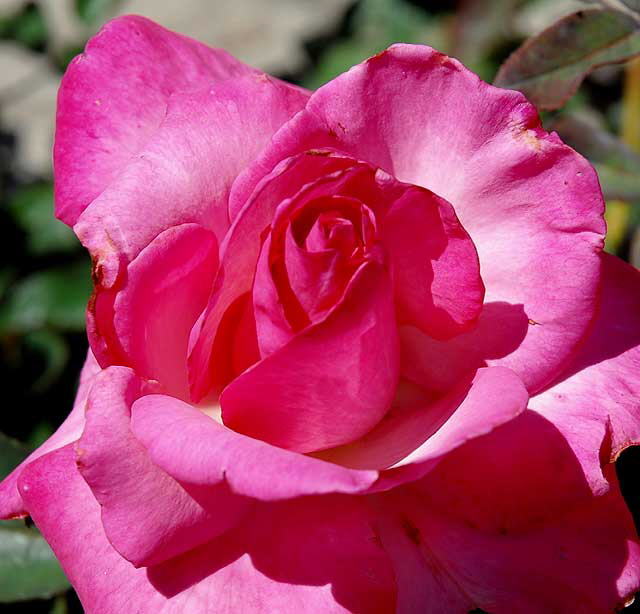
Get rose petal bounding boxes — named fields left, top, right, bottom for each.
left=75, top=74, right=308, bottom=294
left=284, top=219, right=357, bottom=322
left=192, top=155, right=484, bottom=400
left=315, top=367, right=527, bottom=481
left=229, top=44, right=604, bottom=393
left=253, top=174, right=483, bottom=353
left=131, top=394, right=378, bottom=501
left=252, top=232, right=298, bottom=356
left=111, top=224, right=217, bottom=400
left=398, top=301, right=529, bottom=393
left=381, top=185, right=484, bottom=339
left=530, top=253, right=640, bottom=494
left=19, top=446, right=396, bottom=613
left=0, top=349, right=99, bottom=519
left=188, top=153, right=363, bottom=399
left=222, top=260, right=399, bottom=453
left=148, top=496, right=398, bottom=613
left=55, top=15, right=257, bottom=226
left=253, top=192, right=377, bottom=357
left=374, top=413, right=640, bottom=613
left=77, top=367, right=249, bottom=567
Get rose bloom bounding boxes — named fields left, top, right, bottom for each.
left=1, top=15, right=640, bottom=613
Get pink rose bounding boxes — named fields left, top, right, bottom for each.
left=2, top=15, right=640, bottom=613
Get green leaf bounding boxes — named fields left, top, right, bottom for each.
left=631, top=222, right=640, bottom=266
left=0, top=3, right=47, bottom=51
left=596, top=162, right=640, bottom=200
left=582, top=0, right=640, bottom=16
left=50, top=593, right=70, bottom=614
left=452, top=0, right=518, bottom=79
left=617, top=0, right=640, bottom=13
left=303, top=0, right=441, bottom=89
left=75, top=0, right=122, bottom=25
left=549, top=110, right=640, bottom=200
left=8, top=184, right=78, bottom=255
left=604, top=200, right=632, bottom=252
left=24, top=330, right=70, bottom=393
left=54, top=44, right=85, bottom=72
left=0, top=269, right=15, bottom=302
left=26, top=423, right=55, bottom=450
left=494, top=9, right=640, bottom=110
left=0, top=520, right=70, bottom=603
left=0, top=432, right=31, bottom=479
left=0, top=262, right=92, bottom=334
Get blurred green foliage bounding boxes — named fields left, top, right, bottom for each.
left=0, top=520, right=70, bottom=604
left=75, top=0, right=124, bottom=25
left=0, top=3, right=47, bottom=52
left=303, top=0, right=447, bottom=89
left=0, top=264, right=92, bottom=335
left=0, top=3, right=99, bottom=609
left=8, top=184, right=78, bottom=255
left=494, top=8, right=640, bottom=109
left=549, top=109, right=640, bottom=201
left=0, top=433, right=30, bottom=478
left=0, top=435, right=71, bottom=609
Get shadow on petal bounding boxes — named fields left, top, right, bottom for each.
left=372, top=409, right=640, bottom=612
left=147, top=495, right=396, bottom=613
left=400, top=301, right=528, bottom=392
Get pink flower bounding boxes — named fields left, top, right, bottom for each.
left=2, top=15, right=640, bottom=612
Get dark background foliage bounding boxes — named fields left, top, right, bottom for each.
left=0, top=1, right=638, bottom=612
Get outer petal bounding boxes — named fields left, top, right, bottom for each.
left=374, top=413, right=640, bottom=613
left=221, top=260, right=399, bottom=453
left=19, top=446, right=396, bottom=613
left=530, top=253, right=640, bottom=494
left=77, top=367, right=249, bottom=567
left=111, top=224, right=217, bottom=400
left=131, top=394, right=378, bottom=501
left=55, top=15, right=257, bottom=226
left=149, top=496, right=397, bottom=614
left=229, top=44, right=605, bottom=393
left=76, top=74, right=308, bottom=291
left=0, top=349, right=99, bottom=519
